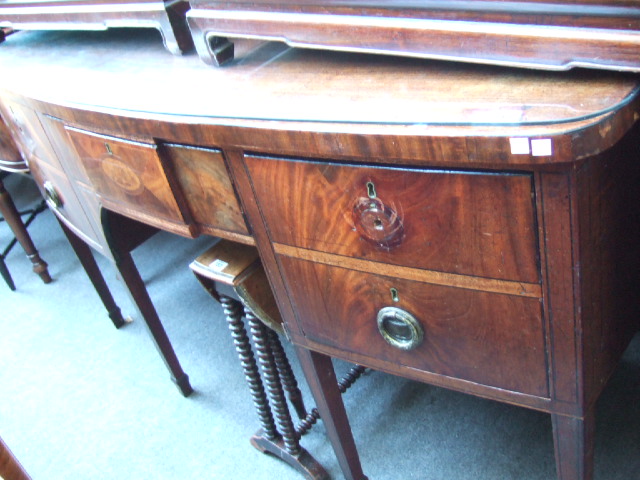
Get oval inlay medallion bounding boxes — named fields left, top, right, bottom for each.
left=100, top=156, right=144, bottom=194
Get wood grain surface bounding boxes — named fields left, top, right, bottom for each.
left=246, top=155, right=539, bottom=283
left=277, top=255, right=548, bottom=397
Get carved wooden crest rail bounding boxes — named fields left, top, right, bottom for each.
left=0, top=0, right=193, bottom=54
left=1, top=0, right=640, bottom=71
left=187, top=0, right=640, bottom=69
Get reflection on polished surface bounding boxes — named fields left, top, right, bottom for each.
left=0, top=29, right=638, bottom=126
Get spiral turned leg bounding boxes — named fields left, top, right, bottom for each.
left=268, top=328, right=308, bottom=420
left=219, top=295, right=279, bottom=441
left=247, top=311, right=330, bottom=480
left=338, top=365, right=368, bottom=394
left=296, top=364, right=367, bottom=437
left=248, top=312, right=300, bottom=454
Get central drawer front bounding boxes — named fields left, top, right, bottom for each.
left=246, top=156, right=539, bottom=283
left=65, top=126, right=190, bottom=233
left=162, top=143, right=250, bottom=238
left=278, top=256, right=548, bottom=397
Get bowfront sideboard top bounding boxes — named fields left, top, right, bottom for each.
left=1, top=29, right=639, bottom=480
left=0, top=29, right=638, bottom=161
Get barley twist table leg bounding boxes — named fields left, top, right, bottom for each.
left=268, top=328, right=308, bottom=420
left=219, top=295, right=279, bottom=441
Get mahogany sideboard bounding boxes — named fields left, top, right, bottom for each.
left=1, top=29, right=639, bottom=480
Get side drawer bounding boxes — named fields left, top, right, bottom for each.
left=0, top=100, right=63, bottom=170
left=64, top=126, right=192, bottom=236
left=0, top=114, right=27, bottom=172
left=162, top=143, right=250, bottom=240
left=278, top=255, right=548, bottom=398
left=28, top=158, right=103, bottom=251
left=246, top=156, right=539, bottom=283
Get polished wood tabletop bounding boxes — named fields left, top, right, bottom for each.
left=0, top=29, right=638, bottom=127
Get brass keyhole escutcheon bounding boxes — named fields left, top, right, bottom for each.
left=376, top=306, right=424, bottom=351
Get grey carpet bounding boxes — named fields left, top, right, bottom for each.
left=1, top=172, right=639, bottom=479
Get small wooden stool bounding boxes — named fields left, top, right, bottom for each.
left=191, top=240, right=366, bottom=479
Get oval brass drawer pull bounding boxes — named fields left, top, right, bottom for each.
left=376, top=306, right=424, bottom=351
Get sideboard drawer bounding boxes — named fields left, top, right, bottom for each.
left=28, top=158, right=102, bottom=249
left=0, top=114, right=27, bottom=172
left=278, top=255, right=548, bottom=397
left=162, top=143, right=250, bottom=238
left=65, top=126, right=191, bottom=234
left=0, top=100, right=62, bottom=170
left=246, top=156, right=539, bottom=283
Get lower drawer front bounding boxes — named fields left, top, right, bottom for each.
left=278, top=255, right=548, bottom=398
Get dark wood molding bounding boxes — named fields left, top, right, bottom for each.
left=188, top=0, right=640, bottom=70
left=0, top=0, right=193, bottom=54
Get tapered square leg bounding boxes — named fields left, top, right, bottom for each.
left=112, top=249, right=192, bottom=397
left=294, top=347, right=368, bottom=480
left=551, top=408, right=595, bottom=480
left=56, top=218, right=126, bottom=329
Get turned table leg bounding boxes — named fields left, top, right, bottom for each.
left=248, top=313, right=301, bottom=454
left=551, top=407, right=595, bottom=480
left=267, top=328, right=308, bottom=420
left=0, top=175, right=51, bottom=288
left=247, top=312, right=329, bottom=480
left=219, top=295, right=280, bottom=441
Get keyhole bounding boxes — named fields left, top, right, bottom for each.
left=373, top=218, right=383, bottom=230
left=390, top=288, right=399, bottom=302
left=105, top=143, right=113, bottom=155
left=366, top=181, right=377, bottom=199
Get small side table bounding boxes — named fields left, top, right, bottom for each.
left=191, top=240, right=366, bottom=480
